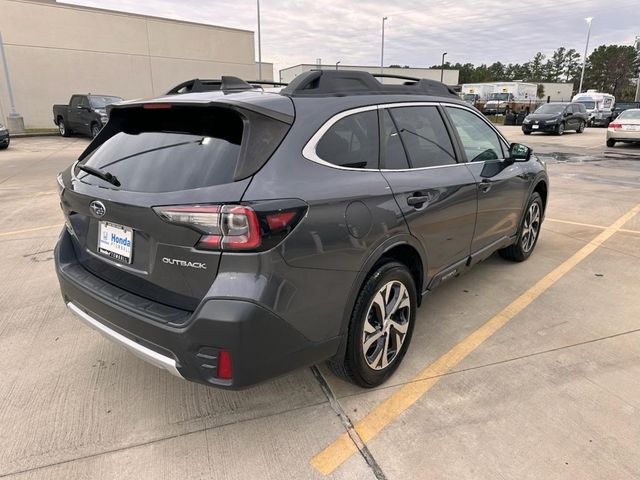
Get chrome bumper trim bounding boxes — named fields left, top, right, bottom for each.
left=67, top=302, right=183, bottom=379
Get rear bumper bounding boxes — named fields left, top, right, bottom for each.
left=522, top=123, right=557, bottom=133
left=606, top=130, right=640, bottom=142
left=55, top=229, right=339, bottom=389
left=0, top=132, right=9, bottom=144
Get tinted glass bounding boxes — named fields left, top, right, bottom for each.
left=70, top=96, right=81, bottom=108
left=76, top=108, right=243, bottom=193
left=577, top=101, right=595, bottom=109
left=316, top=110, right=379, bottom=169
left=446, top=107, right=504, bottom=162
left=381, top=110, right=410, bottom=169
left=78, top=97, right=89, bottom=108
left=535, top=104, right=565, bottom=114
left=388, top=106, right=456, bottom=168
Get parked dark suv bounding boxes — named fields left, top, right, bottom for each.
left=522, top=102, right=588, bottom=135
left=55, top=71, right=549, bottom=389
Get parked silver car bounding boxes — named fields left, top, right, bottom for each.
left=606, top=109, right=640, bottom=147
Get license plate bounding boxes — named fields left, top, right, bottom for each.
left=624, top=125, right=640, bottom=131
left=532, top=125, right=539, bottom=129
left=98, top=221, right=133, bottom=264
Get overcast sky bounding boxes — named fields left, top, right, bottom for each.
left=65, top=0, right=639, bottom=75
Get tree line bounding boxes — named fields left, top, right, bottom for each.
left=416, top=45, right=639, bottom=100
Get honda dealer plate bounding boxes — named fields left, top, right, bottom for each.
left=98, top=221, right=133, bottom=264
left=532, top=124, right=539, bottom=129
left=624, top=125, right=640, bottom=131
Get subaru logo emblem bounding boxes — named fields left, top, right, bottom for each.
left=90, top=201, right=106, bottom=218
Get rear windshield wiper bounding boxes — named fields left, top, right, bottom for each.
left=77, top=164, right=121, bottom=187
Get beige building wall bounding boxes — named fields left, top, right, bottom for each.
left=0, top=0, right=273, bottom=129
left=280, top=64, right=460, bottom=86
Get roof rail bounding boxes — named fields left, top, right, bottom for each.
left=280, top=70, right=458, bottom=98
left=166, top=78, right=288, bottom=95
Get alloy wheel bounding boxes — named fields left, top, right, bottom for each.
left=59, top=123, right=65, bottom=136
left=521, top=202, right=541, bottom=253
left=362, top=280, right=411, bottom=370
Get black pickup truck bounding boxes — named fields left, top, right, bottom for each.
left=53, top=94, right=123, bottom=138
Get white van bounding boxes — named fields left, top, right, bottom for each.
left=572, top=90, right=615, bottom=127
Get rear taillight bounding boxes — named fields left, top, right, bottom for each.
left=154, top=202, right=306, bottom=252
left=608, top=123, right=622, bottom=129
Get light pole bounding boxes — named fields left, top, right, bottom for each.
left=257, top=0, right=262, bottom=80
left=380, top=17, right=388, bottom=75
left=578, top=17, right=593, bottom=94
left=335, top=61, right=341, bottom=70
left=440, top=52, right=447, bottom=83
left=635, top=36, right=640, bottom=102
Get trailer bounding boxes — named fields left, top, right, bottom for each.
left=572, top=90, right=615, bottom=127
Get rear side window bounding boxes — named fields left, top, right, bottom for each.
left=387, top=106, right=457, bottom=168
left=70, top=96, right=82, bottom=108
left=76, top=107, right=243, bottom=193
left=316, top=110, right=378, bottom=169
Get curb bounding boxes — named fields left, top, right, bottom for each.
left=10, top=132, right=60, bottom=138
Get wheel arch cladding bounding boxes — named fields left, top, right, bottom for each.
left=379, top=244, right=424, bottom=304
left=533, top=180, right=548, bottom=213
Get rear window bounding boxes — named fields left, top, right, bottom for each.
left=76, top=107, right=243, bottom=193
left=618, top=110, right=640, bottom=120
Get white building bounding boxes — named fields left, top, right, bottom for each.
left=280, top=64, right=459, bottom=86
left=0, top=0, right=272, bottom=129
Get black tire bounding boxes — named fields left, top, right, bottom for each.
left=91, top=123, right=101, bottom=138
left=606, top=139, right=616, bottom=148
left=523, top=131, right=531, bottom=135
left=58, top=117, right=70, bottom=137
left=499, top=192, right=543, bottom=263
left=0, top=140, right=8, bottom=150
left=328, top=261, right=417, bottom=388
left=576, top=121, right=585, bottom=133
left=556, top=122, right=565, bottom=136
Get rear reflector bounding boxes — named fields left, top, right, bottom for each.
left=217, top=350, right=233, bottom=380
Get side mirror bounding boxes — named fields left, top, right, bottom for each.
left=564, top=111, right=571, bottom=116
left=509, top=143, right=532, bottom=162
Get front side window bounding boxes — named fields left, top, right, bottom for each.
left=316, top=110, right=379, bottom=169
left=387, top=106, right=457, bottom=168
left=446, top=107, right=505, bottom=162
left=70, top=96, right=81, bottom=108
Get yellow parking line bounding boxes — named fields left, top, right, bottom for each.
left=311, top=203, right=640, bottom=475
left=0, top=224, right=62, bottom=237
left=546, top=217, right=640, bottom=235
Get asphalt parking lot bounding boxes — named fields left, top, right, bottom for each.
left=0, top=130, right=639, bottom=479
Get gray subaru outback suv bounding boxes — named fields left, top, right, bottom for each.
left=55, top=70, right=548, bottom=389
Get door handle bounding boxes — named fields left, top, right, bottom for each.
left=479, top=180, right=492, bottom=193
left=407, top=194, right=431, bottom=207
